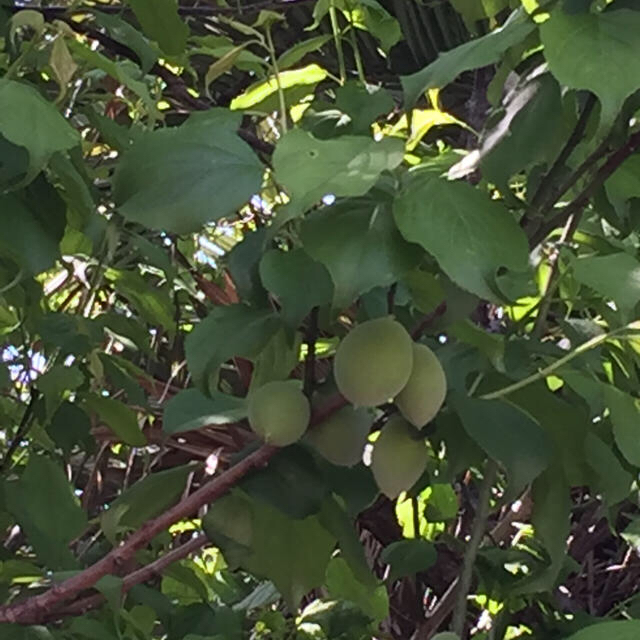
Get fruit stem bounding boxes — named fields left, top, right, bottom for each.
left=452, top=459, right=498, bottom=637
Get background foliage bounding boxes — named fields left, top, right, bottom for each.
left=1, top=0, right=640, bottom=638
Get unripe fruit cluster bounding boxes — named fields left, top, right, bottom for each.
left=246, top=316, right=447, bottom=499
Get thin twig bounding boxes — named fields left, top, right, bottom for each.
left=530, top=129, right=640, bottom=248
left=0, top=391, right=39, bottom=473
left=451, top=460, right=498, bottom=637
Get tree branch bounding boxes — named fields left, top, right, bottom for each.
left=529, top=129, right=640, bottom=248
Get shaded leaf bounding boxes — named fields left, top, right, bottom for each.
left=566, top=621, right=640, bottom=640
left=4, top=456, right=87, bottom=569
left=604, top=385, right=640, bottom=467
left=163, top=388, right=247, bottom=434
left=113, top=123, right=263, bottom=234
left=259, top=249, right=333, bottom=327
left=584, top=432, right=633, bottom=506
left=541, top=8, right=640, bottom=128
left=302, top=200, right=419, bottom=309
left=380, top=539, right=437, bottom=582
left=394, top=173, right=529, bottom=300
left=0, top=80, right=79, bottom=180
left=125, top=0, right=189, bottom=57
left=83, top=393, right=146, bottom=446
left=453, top=395, right=552, bottom=496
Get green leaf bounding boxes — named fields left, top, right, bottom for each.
left=113, top=123, right=263, bottom=234
left=450, top=0, right=509, bottom=29
left=401, top=9, right=534, bottom=107
left=325, top=557, right=388, bottom=622
left=247, top=501, right=336, bottom=610
left=572, top=252, right=640, bottom=315
left=37, top=364, right=84, bottom=419
left=49, top=37, right=77, bottom=101
left=4, top=456, right=87, bottom=569
left=273, top=130, right=404, bottom=212
left=93, top=11, right=158, bottom=73
left=0, top=194, right=61, bottom=274
left=604, top=386, right=640, bottom=467
left=230, top=64, right=327, bottom=111
left=334, top=82, right=395, bottom=135
left=605, top=153, right=640, bottom=210
left=301, top=200, right=419, bottom=309
left=620, top=518, right=640, bottom=551
left=0, top=80, right=79, bottom=180
left=125, top=0, right=189, bottom=57
left=541, top=8, right=640, bottom=128
left=101, top=465, right=193, bottom=542
left=379, top=539, right=437, bottom=582
left=584, top=432, right=632, bottom=506
left=259, top=249, right=333, bottom=326
left=185, top=305, right=281, bottom=385
left=453, top=395, right=552, bottom=496
left=47, top=401, right=92, bottom=455
left=163, top=388, right=247, bottom=434
left=104, top=268, right=174, bottom=332
left=250, top=328, right=301, bottom=389
left=277, top=35, right=332, bottom=69
left=566, top=621, right=640, bottom=640
left=394, top=173, right=529, bottom=300
left=83, top=393, right=146, bottom=447
left=205, top=45, right=249, bottom=92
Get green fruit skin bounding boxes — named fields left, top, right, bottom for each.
left=371, top=416, right=427, bottom=499
left=334, top=317, right=413, bottom=407
left=395, top=343, right=447, bottom=428
left=248, top=381, right=310, bottom=446
left=306, top=406, right=371, bottom=467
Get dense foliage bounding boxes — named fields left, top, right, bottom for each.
left=1, top=0, right=640, bottom=638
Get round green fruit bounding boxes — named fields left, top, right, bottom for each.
left=334, top=317, right=413, bottom=407
left=371, top=416, right=427, bottom=499
left=248, top=380, right=310, bottom=446
left=306, top=406, right=371, bottom=467
left=395, top=343, right=447, bottom=428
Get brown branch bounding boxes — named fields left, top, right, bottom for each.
left=49, top=535, right=207, bottom=620
left=0, top=444, right=276, bottom=624
left=410, top=301, right=447, bottom=340
left=529, top=129, right=640, bottom=248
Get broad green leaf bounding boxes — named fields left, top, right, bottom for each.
left=0, top=80, right=78, bottom=180
left=453, top=395, right=552, bottom=496
left=277, top=35, right=332, bottom=69
left=163, top=388, right=247, bottom=434
left=205, top=45, right=249, bottom=92
left=394, top=173, right=529, bottom=300
left=93, top=11, right=158, bottom=73
left=479, top=71, right=567, bottom=188
left=402, top=9, right=534, bottom=106
left=83, top=393, right=146, bottom=446
left=325, top=557, right=388, bottom=622
left=603, top=386, right=640, bottom=467
left=301, top=200, right=420, bottom=309
left=379, top=539, right=437, bottom=582
left=104, top=268, right=174, bottom=332
left=37, top=364, right=84, bottom=419
left=125, top=0, right=189, bottom=57
left=566, top=621, right=640, bottom=640
left=101, top=465, right=193, bottom=542
left=250, top=328, right=301, bottom=389
left=450, top=0, right=509, bottom=29
left=47, top=401, right=92, bottom=455
left=572, top=252, right=640, bottom=315
left=621, top=518, right=640, bottom=551
left=338, top=0, right=401, bottom=52
left=513, top=463, right=570, bottom=594
left=273, top=130, right=404, bottom=212
left=0, top=625, right=56, bottom=640
left=113, top=124, right=263, bottom=234
left=0, top=194, right=61, bottom=274
left=335, top=82, right=395, bottom=134
left=584, top=432, right=632, bottom=506
left=541, top=8, right=640, bottom=128
left=230, top=64, right=327, bottom=111
left=247, top=502, right=336, bottom=610
left=259, top=249, right=333, bottom=326
left=0, top=135, right=28, bottom=188
left=4, top=456, right=87, bottom=569
left=185, top=305, right=281, bottom=385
